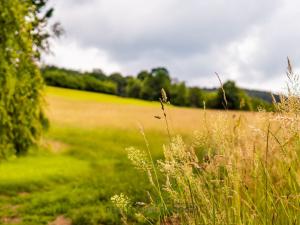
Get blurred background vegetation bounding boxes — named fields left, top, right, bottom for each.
left=42, top=65, right=277, bottom=111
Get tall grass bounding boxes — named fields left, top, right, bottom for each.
left=112, top=59, right=300, bottom=224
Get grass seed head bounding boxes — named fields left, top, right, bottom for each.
left=126, top=146, right=151, bottom=171
left=111, top=193, right=130, bottom=212
left=161, top=88, right=168, bottom=103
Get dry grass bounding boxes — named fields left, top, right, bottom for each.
left=44, top=77, right=300, bottom=224
left=111, top=61, right=300, bottom=224
left=46, top=94, right=260, bottom=134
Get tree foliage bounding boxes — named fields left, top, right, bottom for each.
left=170, top=82, right=189, bottom=106
left=41, top=66, right=274, bottom=111
left=215, top=81, right=252, bottom=110
left=188, top=87, right=204, bottom=108
left=0, top=0, right=54, bottom=156
left=43, top=66, right=117, bottom=94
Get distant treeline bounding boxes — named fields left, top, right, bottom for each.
left=41, top=66, right=275, bottom=111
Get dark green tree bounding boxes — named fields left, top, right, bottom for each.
left=0, top=0, right=54, bottom=156
left=151, top=67, right=171, bottom=99
left=216, top=81, right=251, bottom=110
left=170, top=82, right=188, bottom=106
left=139, top=73, right=154, bottom=100
left=140, top=68, right=171, bottom=100
left=137, top=70, right=150, bottom=81
left=86, top=69, right=107, bottom=81
left=109, top=73, right=127, bottom=96
left=188, top=87, right=204, bottom=108
left=126, top=78, right=142, bottom=98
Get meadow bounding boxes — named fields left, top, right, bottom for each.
left=3, top=1, right=299, bottom=224
left=0, top=86, right=299, bottom=225
left=0, top=86, right=222, bottom=224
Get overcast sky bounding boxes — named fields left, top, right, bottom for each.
left=43, top=0, right=300, bottom=92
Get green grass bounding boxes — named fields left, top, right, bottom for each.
left=0, top=155, right=90, bottom=195
left=46, top=86, right=158, bottom=107
left=0, top=124, right=168, bottom=224
left=0, top=87, right=195, bottom=224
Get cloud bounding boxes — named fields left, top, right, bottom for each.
left=44, top=0, right=300, bottom=92
left=44, top=39, right=121, bottom=73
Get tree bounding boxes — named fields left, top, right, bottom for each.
left=170, top=82, right=188, bottom=106
left=140, top=73, right=155, bottom=100
left=0, top=0, right=54, bottom=156
left=137, top=70, right=150, bottom=81
left=215, top=81, right=251, bottom=110
left=87, top=69, right=107, bottom=81
left=188, top=87, right=204, bottom=108
left=140, top=68, right=171, bottom=101
left=109, top=73, right=127, bottom=96
left=126, top=78, right=142, bottom=98
left=151, top=67, right=171, bottom=99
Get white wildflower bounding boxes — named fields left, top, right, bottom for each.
left=111, top=193, right=130, bottom=212
left=126, top=146, right=151, bottom=171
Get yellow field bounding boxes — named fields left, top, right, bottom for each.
left=46, top=86, right=260, bottom=133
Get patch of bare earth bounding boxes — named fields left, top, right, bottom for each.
left=1, top=217, right=21, bottom=224
left=41, top=139, right=69, bottom=154
left=18, top=192, right=29, bottom=197
left=1, top=204, right=21, bottom=224
left=48, top=216, right=72, bottom=225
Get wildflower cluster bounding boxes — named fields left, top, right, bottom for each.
left=126, top=147, right=151, bottom=172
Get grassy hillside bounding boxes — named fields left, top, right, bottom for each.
left=1, top=87, right=237, bottom=224
left=46, top=86, right=158, bottom=106
left=43, top=66, right=274, bottom=111
left=1, top=86, right=297, bottom=224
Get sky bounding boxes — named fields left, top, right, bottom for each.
left=43, top=0, right=300, bottom=93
